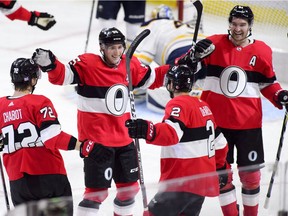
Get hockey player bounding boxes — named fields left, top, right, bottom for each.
left=0, top=58, right=97, bottom=214
left=180, top=5, right=288, bottom=216
left=95, top=0, right=146, bottom=46
left=32, top=27, right=170, bottom=216
left=134, top=4, right=206, bottom=112
left=125, top=64, right=229, bottom=216
left=0, top=0, right=56, bottom=30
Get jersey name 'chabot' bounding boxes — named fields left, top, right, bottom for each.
left=3, top=109, right=23, bottom=123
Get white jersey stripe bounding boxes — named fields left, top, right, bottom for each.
left=77, top=95, right=131, bottom=115
left=164, top=119, right=183, bottom=142
left=41, top=124, right=61, bottom=143
left=161, top=139, right=210, bottom=159
left=63, top=64, right=75, bottom=85
left=0, top=1, right=20, bottom=16
left=214, top=132, right=227, bottom=150
left=203, top=76, right=261, bottom=98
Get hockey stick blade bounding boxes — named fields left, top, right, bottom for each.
left=192, top=0, right=203, bottom=43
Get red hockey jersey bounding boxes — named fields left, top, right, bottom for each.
left=201, top=34, right=283, bottom=129
left=0, top=0, right=31, bottom=21
left=47, top=53, right=169, bottom=147
left=147, top=95, right=228, bottom=197
left=0, top=94, right=76, bottom=181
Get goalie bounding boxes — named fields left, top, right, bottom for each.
left=134, top=4, right=206, bottom=112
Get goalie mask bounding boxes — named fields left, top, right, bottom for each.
left=152, top=4, right=174, bottom=20
left=10, top=58, right=41, bottom=83
left=165, top=65, right=194, bottom=94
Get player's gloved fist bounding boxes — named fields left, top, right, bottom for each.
left=177, top=39, right=215, bottom=68
left=217, top=163, right=229, bottom=189
left=274, top=90, right=288, bottom=109
left=80, top=140, right=113, bottom=163
left=194, top=38, right=215, bottom=60
left=32, top=48, right=56, bottom=72
left=176, top=42, right=197, bottom=69
left=28, top=11, right=56, bottom=31
left=125, top=119, right=156, bottom=141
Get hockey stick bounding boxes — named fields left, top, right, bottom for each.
left=84, top=0, right=96, bottom=53
left=264, top=110, right=288, bottom=209
left=0, top=155, right=10, bottom=211
left=126, top=29, right=150, bottom=210
left=192, top=0, right=203, bottom=43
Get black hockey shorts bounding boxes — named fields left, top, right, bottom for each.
left=10, top=173, right=72, bottom=207
left=148, top=191, right=205, bottom=216
left=96, top=0, right=145, bottom=23
left=220, top=127, right=265, bottom=167
left=83, top=142, right=139, bottom=188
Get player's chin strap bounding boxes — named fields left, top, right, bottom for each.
left=100, top=50, right=124, bottom=68
left=227, top=28, right=252, bottom=41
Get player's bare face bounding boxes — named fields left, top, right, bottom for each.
left=104, top=43, right=125, bottom=66
left=229, top=18, right=250, bottom=46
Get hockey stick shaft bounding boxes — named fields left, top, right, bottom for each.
left=264, top=111, right=288, bottom=209
left=192, top=0, right=203, bottom=43
left=0, top=155, right=10, bottom=211
left=126, top=29, right=150, bottom=209
left=84, top=0, right=96, bottom=53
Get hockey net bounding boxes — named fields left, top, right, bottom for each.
left=147, top=0, right=288, bottom=49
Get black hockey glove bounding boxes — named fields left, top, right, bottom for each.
left=217, top=163, right=229, bottom=189
left=274, top=90, right=288, bottom=110
left=32, top=48, right=56, bottom=72
left=80, top=140, right=113, bottom=163
left=125, top=119, right=156, bottom=141
left=28, top=11, right=56, bottom=31
left=177, top=39, right=215, bottom=69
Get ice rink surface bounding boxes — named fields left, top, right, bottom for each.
left=0, top=1, right=288, bottom=215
